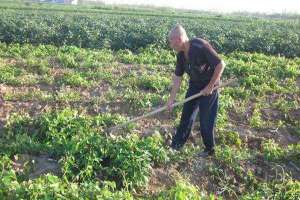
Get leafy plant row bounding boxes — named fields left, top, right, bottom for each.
left=0, top=7, right=300, bottom=57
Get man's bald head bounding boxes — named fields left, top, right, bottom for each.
left=168, top=24, right=189, bottom=52
left=168, top=24, right=188, bottom=40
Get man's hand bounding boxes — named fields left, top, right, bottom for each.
left=201, top=84, right=214, bottom=96
left=202, top=60, right=225, bottom=96
left=166, top=75, right=182, bottom=114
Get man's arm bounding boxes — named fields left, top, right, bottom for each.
left=166, top=74, right=182, bottom=111
left=202, top=60, right=226, bottom=95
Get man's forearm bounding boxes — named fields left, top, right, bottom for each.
left=169, top=75, right=182, bottom=101
left=208, top=60, right=225, bottom=88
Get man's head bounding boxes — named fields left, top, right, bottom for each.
left=168, top=24, right=189, bottom=52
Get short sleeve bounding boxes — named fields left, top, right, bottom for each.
left=203, top=43, right=221, bottom=68
left=174, top=52, right=185, bottom=76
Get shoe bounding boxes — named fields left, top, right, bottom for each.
left=198, top=149, right=215, bottom=158
left=170, top=143, right=183, bottom=151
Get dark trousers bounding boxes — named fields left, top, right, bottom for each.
left=171, top=81, right=219, bottom=150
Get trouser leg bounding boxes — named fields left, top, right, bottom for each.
left=171, top=85, right=200, bottom=149
left=198, top=90, right=219, bottom=151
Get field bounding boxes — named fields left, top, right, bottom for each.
left=0, top=1, right=299, bottom=199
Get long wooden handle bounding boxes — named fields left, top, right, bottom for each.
left=107, top=78, right=237, bottom=132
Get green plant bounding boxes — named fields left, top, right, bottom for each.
left=218, top=130, right=242, bottom=147
left=262, top=139, right=285, bottom=161
left=57, top=72, right=91, bottom=87
left=158, top=178, right=219, bottom=200
left=249, top=107, right=264, bottom=129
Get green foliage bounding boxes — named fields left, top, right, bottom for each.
left=218, top=130, right=242, bottom=147
left=241, top=179, right=300, bottom=200
left=2, top=109, right=169, bottom=191
left=249, top=107, right=264, bottom=129
left=137, top=73, right=170, bottom=92
left=215, top=145, right=250, bottom=167
left=0, top=157, right=134, bottom=200
left=262, top=139, right=285, bottom=161
left=0, top=8, right=299, bottom=198
left=123, top=88, right=162, bottom=110
left=0, top=65, right=24, bottom=85
left=102, top=133, right=165, bottom=189
left=157, top=179, right=201, bottom=200
left=57, top=72, right=91, bottom=87
left=1, top=5, right=300, bottom=57
left=158, top=178, right=220, bottom=200
left=262, top=139, right=300, bottom=163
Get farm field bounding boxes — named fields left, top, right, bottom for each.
left=0, top=0, right=299, bottom=199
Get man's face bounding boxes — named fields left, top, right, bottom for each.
left=169, top=35, right=183, bottom=52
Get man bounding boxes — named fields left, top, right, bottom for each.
left=166, top=24, right=225, bottom=157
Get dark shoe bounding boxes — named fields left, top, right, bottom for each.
left=198, top=149, right=215, bottom=158
left=170, top=143, right=183, bottom=151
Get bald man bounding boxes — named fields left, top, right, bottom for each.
left=166, top=24, right=225, bottom=157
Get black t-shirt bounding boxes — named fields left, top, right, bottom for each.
left=175, top=38, right=221, bottom=87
